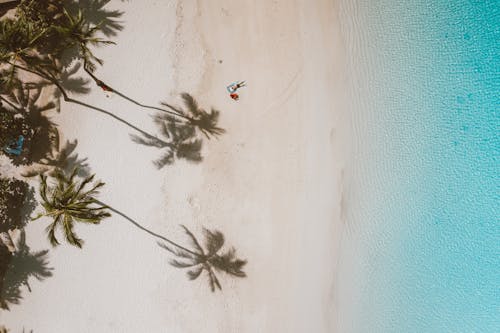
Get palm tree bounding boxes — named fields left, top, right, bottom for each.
left=33, top=169, right=110, bottom=248
left=54, top=8, right=115, bottom=72
left=65, top=0, right=124, bottom=38
left=0, top=13, right=47, bottom=60
left=158, top=225, right=247, bottom=292
left=0, top=14, right=48, bottom=86
left=0, top=1, right=113, bottom=81
left=13, top=0, right=113, bottom=69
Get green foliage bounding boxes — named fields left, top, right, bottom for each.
left=159, top=225, right=247, bottom=292
left=34, top=169, right=110, bottom=248
left=53, top=6, right=115, bottom=71
left=17, top=0, right=66, bottom=28
left=0, top=1, right=244, bottom=298
left=0, top=14, right=46, bottom=60
left=0, top=0, right=115, bottom=82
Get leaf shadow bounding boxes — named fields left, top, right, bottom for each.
left=65, top=0, right=124, bottom=38
left=0, top=230, right=53, bottom=310
left=158, top=225, right=247, bottom=292
left=22, top=139, right=91, bottom=179
left=1, top=83, right=59, bottom=167
left=130, top=93, right=226, bottom=168
left=130, top=116, right=203, bottom=168
left=58, top=62, right=91, bottom=96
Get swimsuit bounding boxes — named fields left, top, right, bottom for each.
left=3, top=135, right=24, bottom=155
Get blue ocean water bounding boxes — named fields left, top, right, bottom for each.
left=339, top=0, right=499, bottom=332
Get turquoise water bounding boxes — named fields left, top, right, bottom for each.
left=339, top=0, right=499, bottom=332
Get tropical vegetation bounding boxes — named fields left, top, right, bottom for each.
left=33, top=169, right=110, bottom=248
left=0, top=0, right=245, bottom=310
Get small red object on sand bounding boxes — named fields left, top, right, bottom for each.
left=230, top=93, right=239, bottom=100
left=97, top=80, right=113, bottom=92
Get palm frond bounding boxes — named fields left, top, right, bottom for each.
left=62, top=214, right=82, bottom=248
left=35, top=170, right=110, bottom=248
left=45, top=215, right=60, bottom=247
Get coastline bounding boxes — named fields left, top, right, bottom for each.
left=336, top=0, right=500, bottom=332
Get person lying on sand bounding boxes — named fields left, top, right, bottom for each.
left=227, top=81, right=246, bottom=101
left=227, top=80, right=246, bottom=93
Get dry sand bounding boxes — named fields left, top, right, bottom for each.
left=1, top=1, right=351, bottom=332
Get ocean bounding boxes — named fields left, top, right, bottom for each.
left=338, top=0, right=499, bottom=332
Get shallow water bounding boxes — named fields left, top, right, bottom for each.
left=338, top=0, right=499, bottom=331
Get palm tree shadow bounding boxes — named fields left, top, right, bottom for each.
left=130, top=115, right=203, bottom=168
left=0, top=230, right=53, bottom=310
left=0, top=325, right=33, bottom=333
left=102, top=204, right=247, bottom=291
left=158, top=225, right=247, bottom=292
left=57, top=62, right=92, bottom=97
left=130, top=93, right=226, bottom=168
left=162, top=93, right=225, bottom=139
left=65, top=0, right=124, bottom=38
left=22, top=139, right=91, bottom=178
left=111, top=91, right=225, bottom=139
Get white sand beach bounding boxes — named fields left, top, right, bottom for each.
left=1, top=1, right=352, bottom=332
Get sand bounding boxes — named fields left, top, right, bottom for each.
left=1, top=1, right=351, bottom=332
